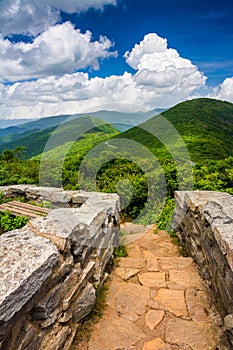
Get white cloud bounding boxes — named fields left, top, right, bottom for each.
left=0, top=72, right=139, bottom=119
left=125, top=33, right=206, bottom=94
left=125, top=33, right=168, bottom=70
left=0, top=0, right=117, bottom=36
left=0, top=22, right=116, bottom=82
left=0, top=33, right=209, bottom=120
left=212, top=77, right=233, bottom=103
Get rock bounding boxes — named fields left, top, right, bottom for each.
left=160, top=257, right=193, bottom=270
left=120, top=222, right=146, bottom=235
left=39, top=325, right=71, bottom=350
left=142, top=338, right=170, bottom=350
left=73, top=283, right=96, bottom=322
left=114, top=283, right=150, bottom=317
left=143, top=251, right=159, bottom=271
left=169, top=268, right=204, bottom=290
left=25, top=186, right=62, bottom=201
left=31, top=270, right=79, bottom=320
left=118, top=258, right=144, bottom=269
left=165, top=318, right=216, bottom=350
left=224, top=314, right=233, bottom=330
left=0, top=228, right=59, bottom=322
left=40, top=309, right=60, bottom=328
left=224, top=314, right=233, bottom=347
left=115, top=267, right=140, bottom=280
left=89, top=310, right=146, bottom=350
left=185, top=289, right=211, bottom=321
left=126, top=244, right=142, bottom=258
left=154, top=289, right=187, bottom=316
left=145, top=310, right=164, bottom=330
left=139, top=272, right=166, bottom=288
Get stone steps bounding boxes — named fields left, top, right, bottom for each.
left=82, top=223, right=228, bottom=350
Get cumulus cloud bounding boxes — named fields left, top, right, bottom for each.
left=0, top=0, right=117, bottom=36
left=0, top=72, right=139, bottom=119
left=0, top=22, right=116, bottom=82
left=212, top=77, right=233, bottom=102
left=125, top=33, right=206, bottom=94
left=0, top=33, right=209, bottom=120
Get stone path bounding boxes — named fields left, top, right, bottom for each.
left=84, top=223, right=226, bottom=349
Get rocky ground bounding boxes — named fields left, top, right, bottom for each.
left=76, top=223, right=229, bottom=350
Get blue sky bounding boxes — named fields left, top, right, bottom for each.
left=73, top=0, right=233, bottom=85
left=0, top=0, right=233, bottom=120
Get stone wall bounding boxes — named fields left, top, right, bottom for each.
left=0, top=186, right=120, bottom=350
left=173, top=190, right=233, bottom=346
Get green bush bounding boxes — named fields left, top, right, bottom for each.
left=0, top=211, right=29, bottom=234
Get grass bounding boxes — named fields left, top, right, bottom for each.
left=114, top=245, right=128, bottom=258
left=28, top=200, right=53, bottom=208
left=113, top=229, right=128, bottom=259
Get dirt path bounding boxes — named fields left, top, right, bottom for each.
left=78, top=223, right=227, bottom=349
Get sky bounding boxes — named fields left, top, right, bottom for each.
left=0, top=0, right=233, bottom=120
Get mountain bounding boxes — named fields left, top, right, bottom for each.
left=0, top=108, right=165, bottom=146
left=0, top=115, right=71, bottom=143
left=2, top=98, right=232, bottom=163
left=0, top=117, right=119, bottom=158
left=116, top=98, right=233, bottom=162
left=0, top=119, right=34, bottom=129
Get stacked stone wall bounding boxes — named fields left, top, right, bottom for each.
left=0, top=186, right=120, bottom=350
left=174, top=190, right=233, bottom=346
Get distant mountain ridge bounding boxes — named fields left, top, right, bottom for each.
left=0, top=119, right=34, bottom=129
left=1, top=98, right=233, bottom=162
left=0, top=108, right=166, bottom=146
left=0, top=117, right=119, bottom=158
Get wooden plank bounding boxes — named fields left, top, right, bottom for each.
left=0, top=201, right=49, bottom=218
left=0, top=203, right=39, bottom=217
left=0, top=204, right=39, bottom=218
left=9, top=201, right=49, bottom=214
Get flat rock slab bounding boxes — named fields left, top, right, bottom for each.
left=185, top=289, right=212, bottom=322
left=115, top=267, right=140, bottom=280
left=140, top=241, right=179, bottom=257
left=114, top=283, right=150, bottom=317
left=88, top=310, right=145, bottom=350
left=169, top=268, right=204, bottom=290
left=143, top=338, right=171, bottom=350
left=139, top=272, right=166, bottom=288
left=165, top=318, right=216, bottom=350
left=154, top=289, right=187, bottom=316
left=118, top=258, right=144, bottom=269
left=145, top=310, right=165, bottom=330
left=160, top=257, right=193, bottom=270
left=143, top=250, right=159, bottom=271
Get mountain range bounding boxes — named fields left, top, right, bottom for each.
left=0, top=98, right=233, bottom=162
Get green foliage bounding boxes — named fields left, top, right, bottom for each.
left=0, top=117, right=119, bottom=158
left=119, top=98, right=233, bottom=162
left=0, top=210, right=29, bottom=234
left=28, top=200, right=53, bottom=208
left=1, top=98, right=233, bottom=231
left=156, top=198, right=175, bottom=232
left=0, top=155, right=39, bottom=186
left=114, top=245, right=128, bottom=258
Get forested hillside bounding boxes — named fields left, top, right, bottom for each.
left=1, top=98, right=233, bottom=228
left=119, top=98, right=233, bottom=162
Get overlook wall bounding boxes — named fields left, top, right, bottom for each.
left=0, top=186, right=120, bottom=350
left=174, top=190, right=233, bottom=347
